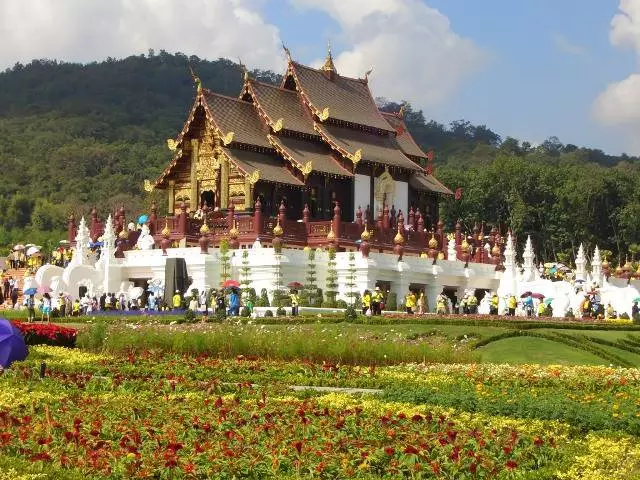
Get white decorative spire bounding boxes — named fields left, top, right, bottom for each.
left=503, top=233, right=516, bottom=271
left=71, top=216, right=90, bottom=266
left=497, top=232, right=517, bottom=297
left=447, top=236, right=457, bottom=261
left=522, top=235, right=536, bottom=281
left=99, top=215, right=116, bottom=294
left=102, top=215, right=115, bottom=250
left=591, top=245, right=602, bottom=285
left=575, top=243, right=586, bottom=281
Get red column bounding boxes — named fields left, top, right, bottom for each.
left=253, top=199, right=262, bottom=235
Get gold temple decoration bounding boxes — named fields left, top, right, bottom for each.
left=248, top=170, right=260, bottom=185
left=321, top=42, right=336, bottom=73
left=119, top=229, right=129, bottom=240
left=300, top=161, right=313, bottom=177
left=273, top=218, right=283, bottom=236
left=491, top=244, right=501, bottom=256
left=428, top=233, right=438, bottom=249
left=349, top=148, right=362, bottom=165
left=398, top=103, right=407, bottom=118
left=143, top=179, right=154, bottom=192
left=326, top=224, right=336, bottom=241
left=222, top=132, right=235, bottom=146
left=437, top=251, right=445, bottom=260
left=360, top=223, right=371, bottom=241
left=364, top=68, right=373, bottom=82
left=161, top=218, right=171, bottom=237
left=447, top=232, right=455, bottom=241
left=282, top=42, right=292, bottom=61
left=199, top=222, right=210, bottom=235
left=229, top=219, right=239, bottom=239
left=461, top=239, right=470, bottom=252
left=273, top=118, right=284, bottom=132
left=189, top=65, right=202, bottom=92
left=166, top=139, right=178, bottom=151
left=393, top=227, right=405, bottom=245
left=319, top=107, right=330, bottom=121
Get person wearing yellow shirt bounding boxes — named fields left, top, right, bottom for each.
left=72, top=299, right=81, bottom=317
left=436, top=293, right=447, bottom=315
left=172, top=290, right=182, bottom=310
left=361, top=290, right=371, bottom=315
left=371, top=287, right=383, bottom=316
left=490, top=293, right=499, bottom=315
left=289, top=289, right=300, bottom=316
left=507, top=295, right=517, bottom=316
left=537, top=301, right=547, bottom=317
left=417, top=292, right=425, bottom=314
left=468, top=294, right=478, bottom=314
left=404, top=291, right=416, bottom=314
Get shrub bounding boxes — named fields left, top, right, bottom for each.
left=313, top=288, right=324, bottom=308
left=12, top=321, right=77, bottom=348
left=386, top=292, right=398, bottom=311
left=184, top=309, right=198, bottom=323
left=215, top=309, right=227, bottom=322
left=276, top=307, right=286, bottom=316
left=256, top=288, right=270, bottom=307
left=336, top=300, right=348, bottom=309
left=240, top=306, right=251, bottom=317
left=633, top=314, right=640, bottom=325
left=264, top=310, right=274, bottom=317
left=620, top=312, right=630, bottom=320
left=344, top=305, right=357, bottom=321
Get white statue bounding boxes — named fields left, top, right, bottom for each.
left=136, top=224, right=155, bottom=250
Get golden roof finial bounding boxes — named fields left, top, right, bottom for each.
left=398, top=103, right=407, bottom=119
left=428, top=232, right=437, bottom=249
left=393, top=225, right=405, bottom=245
left=189, top=65, right=202, bottom=93
left=364, top=68, right=373, bottom=82
left=360, top=222, right=371, bottom=241
left=238, top=58, right=248, bottom=82
left=282, top=42, right=292, bottom=61
left=322, top=41, right=336, bottom=73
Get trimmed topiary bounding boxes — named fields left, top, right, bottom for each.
left=276, top=306, right=286, bottom=316
left=264, top=310, right=274, bottom=317
left=240, top=306, right=251, bottom=317
left=344, top=305, right=357, bottom=321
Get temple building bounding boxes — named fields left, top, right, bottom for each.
left=153, top=47, right=452, bottom=226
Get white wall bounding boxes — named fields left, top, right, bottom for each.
left=354, top=174, right=371, bottom=219
left=394, top=180, right=408, bottom=220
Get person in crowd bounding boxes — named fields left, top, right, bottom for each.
left=436, top=292, right=447, bottom=315
left=59, top=293, right=66, bottom=317
left=508, top=295, right=518, bottom=316
left=99, top=293, right=106, bottom=311
left=41, top=293, right=52, bottom=323
left=460, top=294, right=468, bottom=314
left=416, top=292, right=426, bottom=314
left=216, top=290, right=225, bottom=314
left=404, top=290, right=416, bottom=314
left=490, top=292, right=499, bottom=315
left=523, top=295, right=534, bottom=317
left=188, top=295, right=198, bottom=312
left=632, top=301, right=639, bottom=319
left=467, top=292, right=478, bottom=314
left=26, top=294, right=36, bottom=322
left=172, top=290, right=182, bottom=310
left=147, top=292, right=157, bottom=311
left=10, top=288, right=18, bottom=309
left=606, top=302, right=616, bottom=320
left=371, top=287, right=383, bottom=316
left=581, top=295, right=591, bottom=318
left=72, top=298, right=81, bottom=317
left=289, top=289, right=300, bottom=316
left=228, top=288, right=240, bottom=316
left=361, top=289, right=371, bottom=315
left=119, top=292, right=127, bottom=311
left=199, top=289, right=209, bottom=316
left=3, top=277, right=10, bottom=300
left=537, top=300, right=547, bottom=317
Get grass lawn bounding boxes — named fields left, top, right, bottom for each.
left=476, top=336, right=607, bottom=365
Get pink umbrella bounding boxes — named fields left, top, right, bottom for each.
left=37, top=286, right=52, bottom=294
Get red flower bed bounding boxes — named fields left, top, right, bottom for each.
left=11, top=322, right=77, bottom=348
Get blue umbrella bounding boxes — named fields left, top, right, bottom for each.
left=138, top=214, right=149, bottom=224
left=23, top=287, right=37, bottom=296
left=0, top=319, right=28, bottom=368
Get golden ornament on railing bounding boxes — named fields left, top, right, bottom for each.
left=623, top=259, right=633, bottom=272
left=428, top=234, right=438, bottom=249
left=273, top=218, right=283, bottom=236
left=394, top=228, right=405, bottom=245
left=118, top=229, right=129, bottom=239
left=326, top=224, right=336, bottom=241
left=360, top=224, right=371, bottom=241
left=437, top=251, right=445, bottom=260
left=491, top=244, right=501, bottom=256
left=602, top=257, right=610, bottom=268
left=161, top=219, right=171, bottom=237
left=229, top=220, right=239, bottom=239
left=200, top=222, right=210, bottom=235
left=461, top=239, right=470, bottom=252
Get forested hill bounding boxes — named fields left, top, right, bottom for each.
left=1, top=50, right=639, bottom=262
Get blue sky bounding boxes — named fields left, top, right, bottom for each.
left=266, top=1, right=633, bottom=154
left=1, top=0, right=638, bottom=154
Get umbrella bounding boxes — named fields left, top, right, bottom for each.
left=25, top=244, right=35, bottom=248
left=138, top=214, right=149, bottom=224
left=59, top=240, right=70, bottom=245
left=531, top=293, right=545, bottom=300
left=23, top=288, right=37, bottom=296
left=287, top=281, right=304, bottom=289
left=222, top=279, right=240, bottom=288
left=26, top=246, right=40, bottom=256
left=37, top=286, right=52, bottom=294
left=633, top=297, right=640, bottom=303
left=13, top=245, right=25, bottom=251
left=0, top=319, right=28, bottom=368
left=520, top=291, right=532, bottom=298
left=544, top=297, right=554, bottom=305
left=575, top=279, right=586, bottom=284
left=543, top=262, right=556, bottom=268
left=129, top=287, right=144, bottom=299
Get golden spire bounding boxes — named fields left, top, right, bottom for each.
left=360, top=222, right=371, bottom=241
left=428, top=232, right=438, bottom=249
left=162, top=217, right=170, bottom=237
left=322, top=41, right=336, bottom=73
left=326, top=224, right=336, bottom=241
left=282, top=42, right=292, bottom=61
left=273, top=218, right=283, bottom=236
left=461, top=238, right=470, bottom=252
left=189, top=65, right=202, bottom=93
left=393, top=225, right=405, bottom=245
left=229, top=219, right=239, bottom=239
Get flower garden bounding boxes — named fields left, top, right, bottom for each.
left=1, top=318, right=640, bottom=478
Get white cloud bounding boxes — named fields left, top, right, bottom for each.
left=0, top=0, right=284, bottom=71
left=552, top=34, right=587, bottom=57
left=290, top=0, right=486, bottom=108
left=593, top=0, right=640, bottom=151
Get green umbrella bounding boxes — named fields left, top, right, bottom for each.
left=633, top=297, right=640, bottom=303
left=544, top=297, right=554, bottom=305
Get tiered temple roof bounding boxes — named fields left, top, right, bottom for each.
left=154, top=48, right=452, bottom=196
